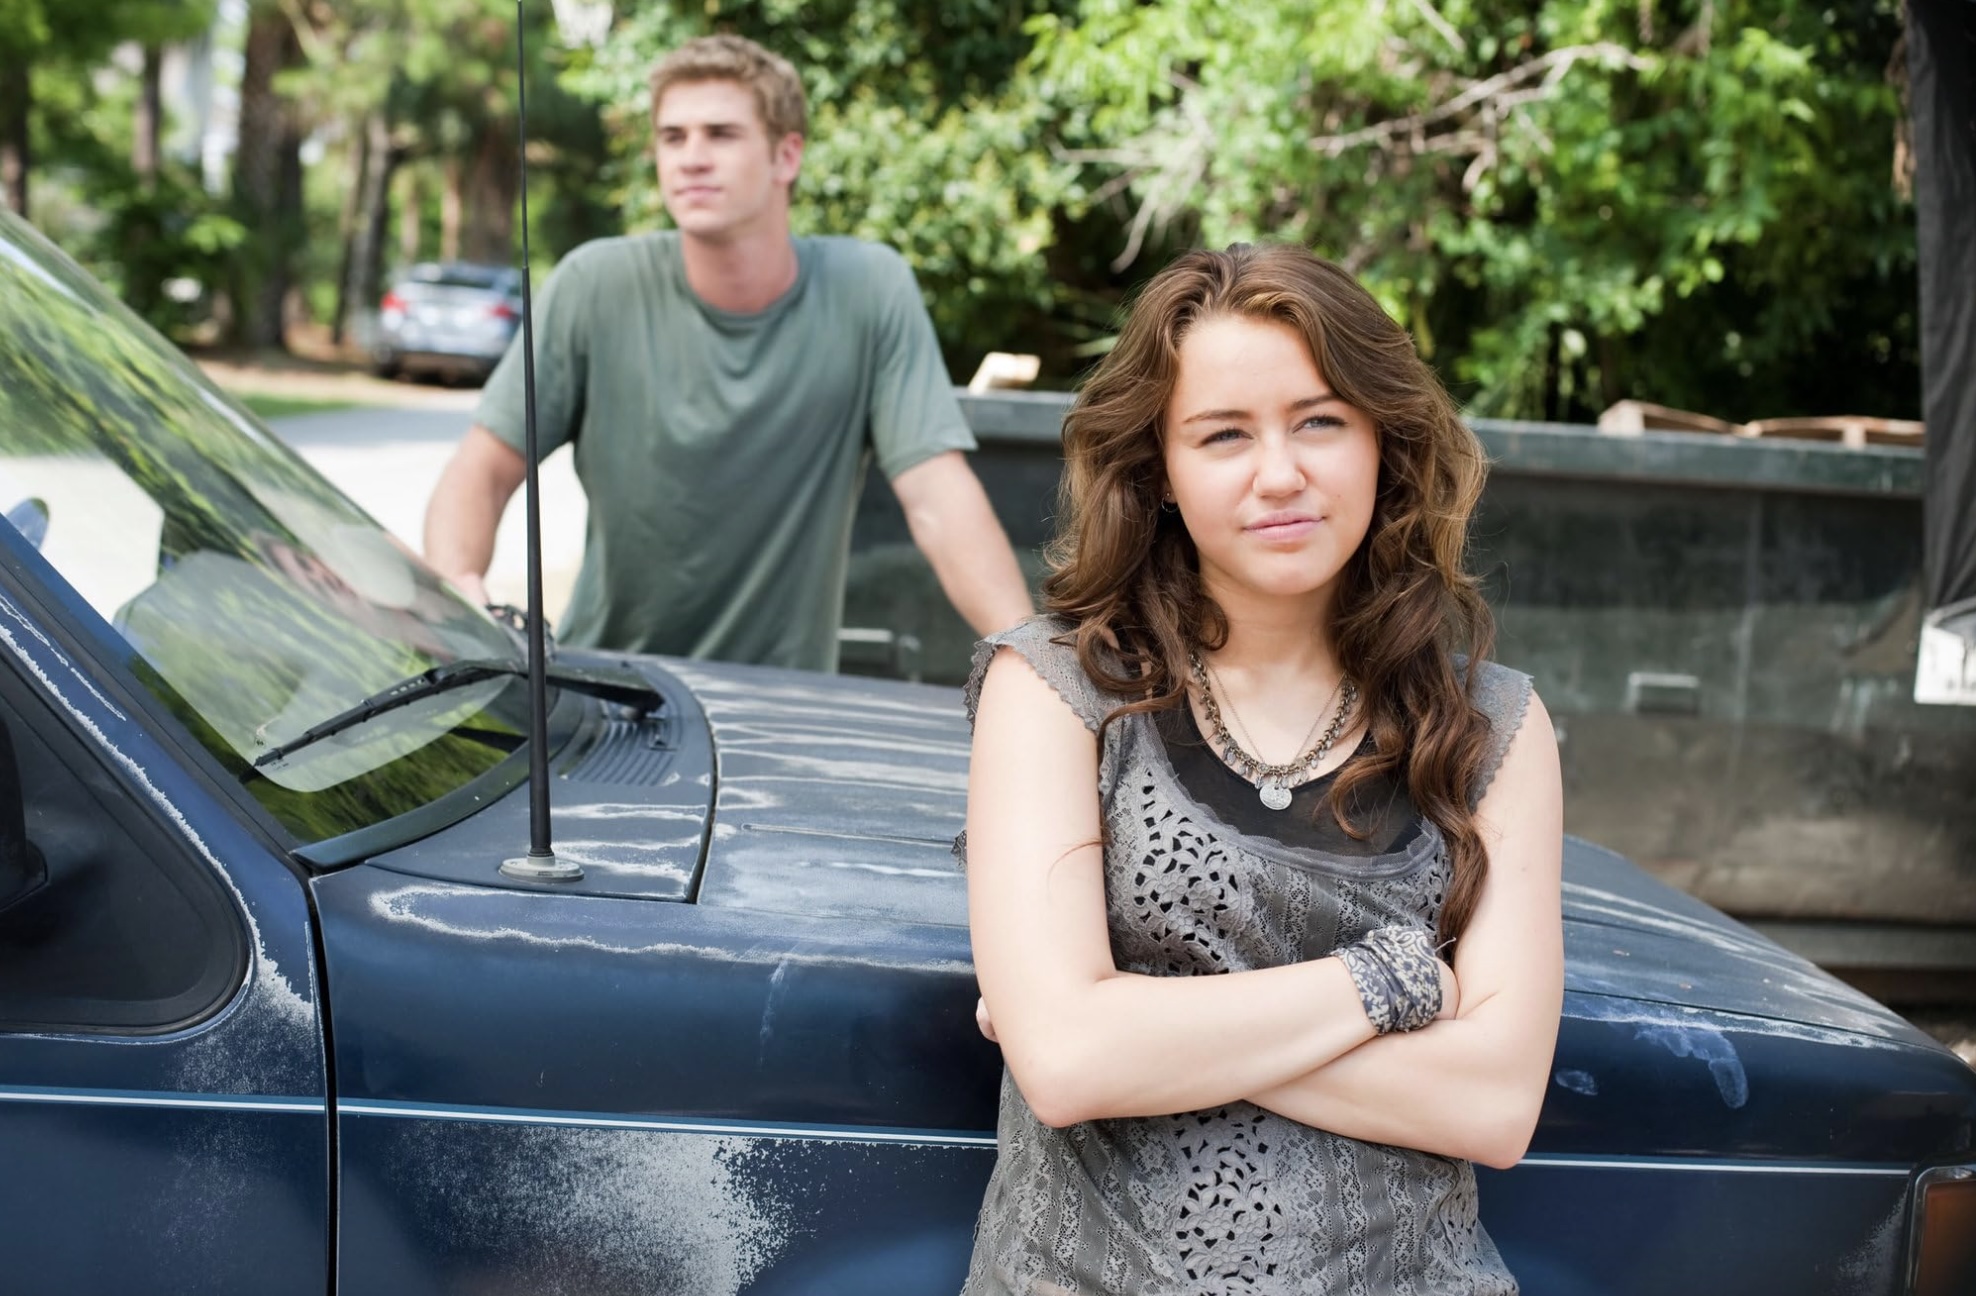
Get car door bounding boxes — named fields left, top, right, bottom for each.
left=0, top=559, right=331, bottom=1295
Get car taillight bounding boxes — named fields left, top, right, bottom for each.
left=381, top=291, right=406, bottom=312
left=1910, top=1164, right=1976, bottom=1296
left=488, top=301, right=518, bottom=321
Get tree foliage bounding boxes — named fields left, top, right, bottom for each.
left=1021, top=0, right=1916, bottom=419
left=1, top=0, right=233, bottom=330
left=9, top=0, right=1919, bottom=422
left=557, top=0, right=1915, bottom=418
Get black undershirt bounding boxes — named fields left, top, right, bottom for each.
left=1154, top=702, right=1420, bottom=856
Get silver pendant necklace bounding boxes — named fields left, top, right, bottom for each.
left=1188, top=651, right=1358, bottom=810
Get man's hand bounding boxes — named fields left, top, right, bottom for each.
left=891, top=451, right=1033, bottom=636
left=448, top=572, right=493, bottom=607
left=424, top=425, right=528, bottom=601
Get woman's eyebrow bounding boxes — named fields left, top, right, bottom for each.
left=1288, top=392, right=1342, bottom=410
left=1179, top=392, right=1340, bottom=424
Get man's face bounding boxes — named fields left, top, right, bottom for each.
left=653, top=79, right=802, bottom=243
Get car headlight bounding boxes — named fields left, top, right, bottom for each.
left=1909, top=1163, right=1976, bottom=1296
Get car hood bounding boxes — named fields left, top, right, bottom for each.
left=681, top=659, right=1940, bottom=1048
left=391, top=655, right=1932, bottom=1050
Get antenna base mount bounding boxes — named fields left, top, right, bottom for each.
left=500, top=851, right=583, bottom=882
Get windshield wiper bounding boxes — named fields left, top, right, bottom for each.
left=251, top=657, right=661, bottom=770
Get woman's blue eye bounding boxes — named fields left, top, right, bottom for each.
left=1300, top=414, right=1345, bottom=431
left=1205, top=427, right=1244, bottom=443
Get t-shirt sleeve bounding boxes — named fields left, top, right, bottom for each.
left=863, top=247, right=977, bottom=481
left=471, top=247, right=591, bottom=462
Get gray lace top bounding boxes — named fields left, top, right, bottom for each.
left=957, top=616, right=1533, bottom=1296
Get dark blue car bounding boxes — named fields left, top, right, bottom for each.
left=0, top=208, right=1972, bottom=1295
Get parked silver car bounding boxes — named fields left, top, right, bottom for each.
left=371, top=261, right=522, bottom=383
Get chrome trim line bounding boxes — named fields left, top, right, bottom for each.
left=340, top=1099, right=997, bottom=1147
left=0, top=1085, right=324, bottom=1114
left=1515, top=1153, right=1909, bottom=1177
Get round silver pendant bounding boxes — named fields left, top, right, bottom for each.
left=1258, top=782, right=1293, bottom=811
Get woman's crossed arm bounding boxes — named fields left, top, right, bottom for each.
left=1248, top=694, right=1565, bottom=1168
left=967, top=648, right=1399, bottom=1127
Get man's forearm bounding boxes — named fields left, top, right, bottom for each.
left=895, top=454, right=1033, bottom=635
left=423, top=425, right=527, bottom=601
left=922, top=520, right=1033, bottom=637
left=424, top=474, right=502, bottom=589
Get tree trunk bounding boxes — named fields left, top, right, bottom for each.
left=342, top=111, right=399, bottom=352
left=460, top=120, right=518, bottom=264
left=1542, top=324, right=1563, bottom=423
left=331, top=121, right=372, bottom=345
left=134, top=44, right=163, bottom=190
left=398, top=165, right=422, bottom=266
left=230, top=4, right=304, bottom=349
left=441, top=155, right=463, bottom=262
left=0, top=58, right=28, bottom=217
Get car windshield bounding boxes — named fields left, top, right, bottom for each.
left=0, top=212, right=534, bottom=844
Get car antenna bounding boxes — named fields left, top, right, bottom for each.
left=498, top=0, right=581, bottom=883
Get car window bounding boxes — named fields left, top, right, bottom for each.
left=0, top=215, right=534, bottom=844
left=405, top=264, right=513, bottom=292
left=0, top=661, right=245, bottom=1033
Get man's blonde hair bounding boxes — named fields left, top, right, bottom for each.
left=648, top=34, right=807, bottom=141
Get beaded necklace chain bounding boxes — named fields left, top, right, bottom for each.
left=1187, top=651, right=1359, bottom=811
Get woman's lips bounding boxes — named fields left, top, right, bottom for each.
left=1246, top=513, right=1319, bottom=540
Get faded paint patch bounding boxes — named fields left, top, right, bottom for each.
left=1553, top=1069, right=1598, bottom=1097
left=155, top=1108, right=321, bottom=1260
left=369, top=1121, right=797, bottom=1295
left=553, top=802, right=706, bottom=824
left=0, top=585, right=125, bottom=719
left=365, top=881, right=972, bottom=976
left=1567, top=989, right=1909, bottom=1054
left=758, top=957, right=791, bottom=1068
left=1836, top=1193, right=1904, bottom=1289
left=1636, top=1023, right=1749, bottom=1108
left=544, top=836, right=699, bottom=883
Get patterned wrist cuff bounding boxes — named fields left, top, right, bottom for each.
left=1335, top=925, right=1443, bottom=1034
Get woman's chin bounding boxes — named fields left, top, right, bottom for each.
left=1206, top=560, right=1345, bottom=605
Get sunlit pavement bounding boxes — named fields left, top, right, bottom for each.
left=268, top=401, right=586, bottom=623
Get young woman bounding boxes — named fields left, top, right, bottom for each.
left=959, top=244, right=1563, bottom=1295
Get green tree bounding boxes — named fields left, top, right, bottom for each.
left=1024, top=0, right=1916, bottom=419
left=0, top=0, right=236, bottom=335
left=285, top=0, right=605, bottom=342
left=0, top=0, right=210, bottom=218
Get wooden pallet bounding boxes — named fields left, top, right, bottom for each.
left=1597, top=399, right=1924, bottom=447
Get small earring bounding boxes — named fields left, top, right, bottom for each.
left=1159, top=497, right=1178, bottom=513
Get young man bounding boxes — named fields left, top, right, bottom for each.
left=423, top=35, right=1032, bottom=671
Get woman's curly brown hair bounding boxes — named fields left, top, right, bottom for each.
left=1043, top=243, right=1499, bottom=945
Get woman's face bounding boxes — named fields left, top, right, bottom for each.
left=1161, top=313, right=1381, bottom=610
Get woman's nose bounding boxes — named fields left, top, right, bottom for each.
left=1253, top=432, right=1305, bottom=494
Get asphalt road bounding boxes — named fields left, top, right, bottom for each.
left=270, top=402, right=586, bottom=622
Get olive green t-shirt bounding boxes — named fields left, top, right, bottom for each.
left=474, top=231, right=975, bottom=671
